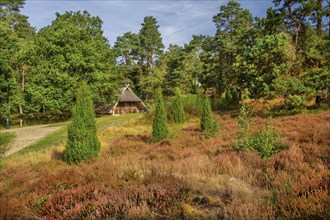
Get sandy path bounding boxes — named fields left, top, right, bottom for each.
left=0, top=125, right=62, bottom=157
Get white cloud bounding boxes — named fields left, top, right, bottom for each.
left=22, top=0, right=273, bottom=48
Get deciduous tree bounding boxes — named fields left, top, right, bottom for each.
left=27, top=11, right=118, bottom=114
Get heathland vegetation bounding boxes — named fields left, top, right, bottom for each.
left=0, top=0, right=329, bottom=219
left=0, top=98, right=329, bottom=219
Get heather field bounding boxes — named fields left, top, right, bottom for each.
left=1, top=0, right=330, bottom=219
left=0, top=110, right=329, bottom=219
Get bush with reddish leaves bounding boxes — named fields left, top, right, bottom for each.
left=1, top=168, right=189, bottom=219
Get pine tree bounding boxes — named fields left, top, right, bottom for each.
left=64, top=82, right=100, bottom=164
left=201, top=95, right=219, bottom=138
left=152, top=88, right=168, bottom=141
left=170, top=89, right=186, bottom=124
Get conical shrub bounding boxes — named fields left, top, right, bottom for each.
left=64, top=82, right=100, bottom=164
left=152, top=88, right=168, bottom=141
left=201, top=94, right=219, bottom=138
left=170, top=89, right=186, bottom=124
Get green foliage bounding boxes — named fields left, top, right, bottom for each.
left=285, top=95, right=308, bottom=110
left=161, top=44, right=197, bottom=96
left=152, top=89, right=168, bottom=141
left=223, top=87, right=240, bottom=109
left=114, top=16, right=165, bottom=100
left=64, top=82, right=100, bottom=164
left=233, top=33, right=295, bottom=98
left=235, top=104, right=284, bottom=159
left=210, top=87, right=240, bottom=111
left=139, top=16, right=164, bottom=68
left=138, top=16, right=164, bottom=99
left=231, top=88, right=239, bottom=105
left=224, top=88, right=232, bottom=106
left=1, top=0, right=329, bottom=121
left=26, top=10, right=117, bottom=114
left=235, top=104, right=253, bottom=150
left=272, top=77, right=312, bottom=110
left=183, top=91, right=203, bottom=116
left=251, top=124, right=284, bottom=159
left=210, top=95, right=222, bottom=112
left=199, top=0, right=253, bottom=95
left=169, top=89, right=186, bottom=124
left=0, top=20, right=18, bottom=117
left=0, top=0, right=35, bottom=118
left=201, top=95, right=219, bottom=138
left=303, top=68, right=330, bottom=104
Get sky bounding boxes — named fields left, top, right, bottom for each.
left=21, top=0, right=274, bottom=47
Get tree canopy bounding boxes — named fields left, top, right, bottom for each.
left=1, top=0, right=329, bottom=122
left=26, top=10, right=118, bottom=113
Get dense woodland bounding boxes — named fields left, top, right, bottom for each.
left=1, top=0, right=329, bottom=122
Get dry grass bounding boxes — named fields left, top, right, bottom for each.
left=0, top=111, right=329, bottom=219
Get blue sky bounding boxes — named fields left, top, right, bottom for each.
left=22, top=0, right=274, bottom=47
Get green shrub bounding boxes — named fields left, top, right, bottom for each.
left=210, top=88, right=240, bottom=111
left=285, top=94, right=307, bottom=110
left=201, top=95, right=219, bottom=138
left=235, top=104, right=284, bottom=159
left=183, top=92, right=203, bottom=116
left=252, top=124, right=284, bottom=159
left=152, top=88, right=168, bottom=142
left=272, top=77, right=311, bottom=111
left=64, top=82, right=100, bottom=164
left=170, top=89, right=186, bottom=124
left=210, top=95, right=222, bottom=111
left=223, top=87, right=240, bottom=110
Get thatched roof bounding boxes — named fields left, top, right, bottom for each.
left=95, top=84, right=146, bottom=115
left=119, top=84, right=142, bottom=102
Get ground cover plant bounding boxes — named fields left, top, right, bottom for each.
left=0, top=106, right=329, bottom=219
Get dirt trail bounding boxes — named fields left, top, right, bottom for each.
left=0, top=125, right=62, bottom=157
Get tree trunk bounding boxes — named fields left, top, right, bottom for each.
left=19, top=65, right=26, bottom=127
left=316, top=0, right=323, bottom=37
left=295, top=22, right=301, bottom=48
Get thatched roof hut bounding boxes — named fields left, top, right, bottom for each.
left=95, top=84, right=147, bottom=115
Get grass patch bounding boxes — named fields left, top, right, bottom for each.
left=96, top=113, right=143, bottom=133
left=0, top=132, right=16, bottom=155
left=6, top=113, right=144, bottom=157
left=0, top=113, right=144, bottom=169
left=17, top=127, right=67, bottom=156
